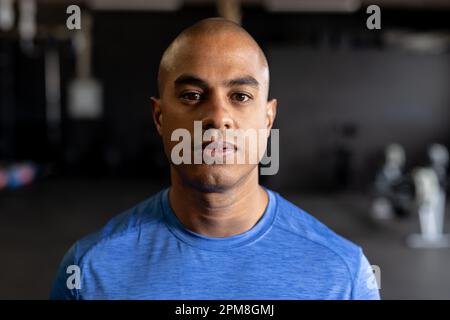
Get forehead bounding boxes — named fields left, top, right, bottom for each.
left=166, top=35, right=268, bottom=87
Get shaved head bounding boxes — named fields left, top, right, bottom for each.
left=157, top=17, right=269, bottom=98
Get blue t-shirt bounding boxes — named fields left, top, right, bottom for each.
left=50, top=187, right=380, bottom=300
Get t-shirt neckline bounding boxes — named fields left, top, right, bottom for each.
left=161, top=186, right=277, bottom=251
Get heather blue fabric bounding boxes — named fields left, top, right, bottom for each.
left=50, top=187, right=380, bottom=300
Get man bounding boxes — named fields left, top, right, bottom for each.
left=50, top=17, right=380, bottom=300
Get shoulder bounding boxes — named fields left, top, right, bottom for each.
left=50, top=188, right=168, bottom=299
left=269, top=189, right=364, bottom=278
left=70, top=188, right=167, bottom=265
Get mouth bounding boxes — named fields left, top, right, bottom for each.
left=202, top=140, right=237, bottom=158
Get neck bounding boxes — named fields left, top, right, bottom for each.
left=168, top=168, right=269, bottom=237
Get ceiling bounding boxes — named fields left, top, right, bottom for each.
left=36, top=0, right=450, bottom=11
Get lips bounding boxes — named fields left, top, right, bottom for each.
left=202, top=140, right=237, bottom=158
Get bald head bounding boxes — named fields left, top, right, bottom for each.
left=157, top=17, right=269, bottom=98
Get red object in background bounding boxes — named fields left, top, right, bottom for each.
left=0, top=162, right=38, bottom=190
left=0, top=169, right=8, bottom=189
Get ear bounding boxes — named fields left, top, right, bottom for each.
left=265, top=98, right=277, bottom=132
left=150, top=96, right=163, bottom=136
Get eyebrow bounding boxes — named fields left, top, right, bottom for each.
left=223, top=76, right=259, bottom=88
left=174, top=74, right=209, bottom=90
left=174, top=74, right=259, bottom=90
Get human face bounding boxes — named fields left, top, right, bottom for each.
left=152, top=32, right=277, bottom=192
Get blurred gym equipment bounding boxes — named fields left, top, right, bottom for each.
left=429, top=144, right=449, bottom=191
left=0, top=0, right=15, bottom=31
left=371, top=143, right=413, bottom=220
left=407, top=167, right=450, bottom=248
left=67, top=13, right=102, bottom=121
left=18, top=0, right=36, bottom=53
left=0, top=162, right=38, bottom=190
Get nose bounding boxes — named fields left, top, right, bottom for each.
left=201, top=92, right=234, bottom=131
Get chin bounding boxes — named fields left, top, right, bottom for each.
left=176, top=164, right=251, bottom=193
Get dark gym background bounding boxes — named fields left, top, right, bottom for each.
left=0, top=0, right=449, bottom=299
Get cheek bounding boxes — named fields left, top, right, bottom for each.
left=161, top=114, right=195, bottom=159
left=239, top=111, right=268, bottom=130
left=161, top=120, right=180, bottom=154
left=162, top=111, right=191, bottom=134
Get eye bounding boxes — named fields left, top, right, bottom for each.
left=179, top=91, right=202, bottom=102
left=231, top=92, right=252, bottom=103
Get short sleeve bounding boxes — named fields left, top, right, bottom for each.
left=351, top=250, right=381, bottom=300
left=49, top=243, right=81, bottom=300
